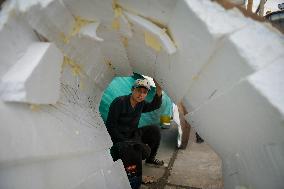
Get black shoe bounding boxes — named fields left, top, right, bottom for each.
left=145, top=158, right=164, bottom=167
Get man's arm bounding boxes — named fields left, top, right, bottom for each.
left=106, top=98, right=126, bottom=142
left=142, top=79, right=162, bottom=113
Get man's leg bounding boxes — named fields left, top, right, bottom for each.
left=139, top=125, right=164, bottom=166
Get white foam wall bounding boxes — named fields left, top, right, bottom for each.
left=0, top=0, right=283, bottom=188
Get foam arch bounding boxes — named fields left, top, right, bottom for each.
left=0, top=0, right=283, bottom=188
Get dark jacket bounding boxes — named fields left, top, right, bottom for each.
left=106, top=93, right=162, bottom=143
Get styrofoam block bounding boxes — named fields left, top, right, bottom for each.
left=124, top=11, right=176, bottom=54
left=122, top=10, right=176, bottom=78
left=0, top=42, right=62, bottom=104
left=125, top=29, right=157, bottom=77
left=183, top=22, right=284, bottom=113
left=118, top=13, right=133, bottom=38
left=62, top=0, right=114, bottom=25
left=0, top=12, right=38, bottom=78
left=118, top=0, right=178, bottom=26
left=0, top=97, right=112, bottom=163
left=23, top=0, right=74, bottom=36
left=161, top=0, right=249, bottom=102
left=185, top=59, right=284, bottom=189
left=104, top=160, right=131, bottom=189
left=22, top=3, right=71, bottom=49
left=74, top=160, right=131, bottom=189
left=97, top=25, right=133, bottom=76
left=0, top=150, right=115, bottom=189
left=79, top=22, right=104, bottom=42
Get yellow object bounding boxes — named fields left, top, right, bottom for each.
left=114, top=7, right=122, bottom=18
left=63, top=56, right=83, bottom=76
left=60, top=32, right=70, bottom=44
left=30, top=104, right=40, bottom=112
left=112, top=18, right=120, bottom=30
left=60, top=16, right=95, bottom=44
left=160, top=115, right=171, bottom=124
left=121, top=36, right=128, bottom=47
left=71, top=16, right=95, bottom=36
left=144, top=31, right=161, bottom=52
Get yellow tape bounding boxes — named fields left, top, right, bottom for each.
left=144, top=31, right=161, bottom=52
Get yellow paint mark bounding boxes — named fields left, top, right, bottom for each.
left=121, top=36, right=128, bottom=48
left=112, top=18, right=120, bottom=30
left=71, top=16, right=96, bottom=37
left=114, top=7, right=122, bottom=18
left=60, top=32, right=70, bottom=44
left=30, top=104, right=40, bottom=112
left=63, top=56, right=83, bottom=76
left=60, top=16, right=95, bottom=44
left=192, top=75, right=199, bottom=80
left=112, top=0, right=118, bottom=9
left=144, top=32, right=161, bottom=52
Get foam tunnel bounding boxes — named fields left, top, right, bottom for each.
left=0, top=0, right=283, bottom=188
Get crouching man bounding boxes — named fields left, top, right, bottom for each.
left=106, top=78, right=164, bottom=189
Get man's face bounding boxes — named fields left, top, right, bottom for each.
left=132, top=87, right=148, bottom=103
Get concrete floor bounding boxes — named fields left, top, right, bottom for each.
left=141, top=123, right=223, bottom=189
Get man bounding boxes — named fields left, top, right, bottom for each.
left=106, top=78, right=164, bottom=188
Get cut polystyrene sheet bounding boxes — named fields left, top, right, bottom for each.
left=0, top=42, right=62, bottom=104
left=183, top=22, right=284, bottom=113
left=22, top=3, right=72, bottom=49
left=119, top=13, right=133, bottom=38
left=79, top=22, right=104, bottom=42
left=0, top=150, right=114, bottom=189
left=0, top=96, right=113, bottom=163
left=122, top=10, right=176, bottom=78
left=185, top=59, right=284, bottom=189
left=0, top=12, right=38, bottom=78
left=96, top=25, right=133, bottom=76
left=159, top=0, right=250, bottom=102
left=104, top=160, right=132, bottom=189
left=118, top=0, right=178, bottom=26
left=125, top=30, right=157, bottom=77
left=123, top=11, right=176, bottom=54
left=62, top=0, right=114, bottom=25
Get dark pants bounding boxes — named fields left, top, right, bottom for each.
left=111, top=125, right=161, bottom=189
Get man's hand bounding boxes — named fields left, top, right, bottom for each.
left=153, top=79, right=162, bottom=97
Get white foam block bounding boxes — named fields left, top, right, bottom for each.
left=124, top=11, right=176, bottom=55
left=0, top=150, right=114, bottom=189
left=118, top=13, right=133, bottom=38
left=62, top=0, right=114, bottom=25
left=160, top=0, right=249, bottom=102
left=118, top=0, right=178, bottom=25
left=22, top=1, right=74, bottom=49
left=125, top=29, right=157, bottom=77
left=0, top=13, right=38, bottom=78
left=183, top=22, right=284, bottom=113
left=185, top=59, right=284, bottom=189
left=0, top=42, right=62, bottom=104
left=97, top=25, right=133, bottom=76
left=79, top=22, right=104, bottom=42
left=123, top=11, right=176, bottom=78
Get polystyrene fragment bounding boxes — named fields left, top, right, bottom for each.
left=123, top=11, right=176, bottom=54
left=0, top=42, right=63, bottom=104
